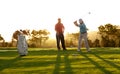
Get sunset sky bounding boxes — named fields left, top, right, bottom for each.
left=0, top=0, right=120, bottom=42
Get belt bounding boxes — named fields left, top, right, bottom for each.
left=81, top=31, right=87, bottom=34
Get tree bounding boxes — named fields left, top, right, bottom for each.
left=0, top=34, right=5, bottom=47
left=12, top=29, right=30, bottom=47
left=65, top=32, right=79, bottom=47
left=28, top=29, right=50, bottom=47
left=98, top=24, right=117, bottom=34
left=93, top=39, right=100, bottom=47
left=98, top=23, right=119, bottom=47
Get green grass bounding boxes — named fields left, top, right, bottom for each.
left=0, top=47, right=120, bottom=74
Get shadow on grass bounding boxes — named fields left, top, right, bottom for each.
left=28, top=49, right=76, bottom=56
left=0, top=49, right=75, bottom=73
left=89, top=48, right=120, bottom=55
left=53, top=51, right=61, bottom=74
left=79, top=52, right=112, bottom=74
left=0, top=56, right=21, bottom=71
left=28, top=50, right=58, bottom=56
left=92, top=53, right=120, bottom=71
left=53, top=51, right=73, bottom=74
left=64, top=51, right=73, bottom=74
left=1, top=48, right=120, bottom=73
left=0, top=49, right=21, bottom=71
left=0, top=54, right=56, bottom=73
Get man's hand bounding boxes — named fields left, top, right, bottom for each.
left=74, top=21, right=78, bottom=26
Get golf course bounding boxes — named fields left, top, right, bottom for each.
left=0, top=47, right=120, bottom=74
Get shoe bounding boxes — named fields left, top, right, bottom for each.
left=20, top=55, right=26, bottom=57
left=63, top=49, right=67, bottom=51
left=58, top=48, right=61, bottom=51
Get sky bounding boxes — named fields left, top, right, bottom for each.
left=0, top=0, right=120, bottom=42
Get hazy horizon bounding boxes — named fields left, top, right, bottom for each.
left=0, top=0, right=120, bottom=42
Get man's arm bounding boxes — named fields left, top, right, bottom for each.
left=55, top=24, right=57, bottom=32
left=74, top=21, right=79, bottom=26
left=62, top=24, right=65, bottom=33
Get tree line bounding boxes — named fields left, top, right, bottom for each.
left=0, top=29, right=50, bottom=47
left=0, top=23, right=120, bottom=47
left=65, top=23, right=120, bottom=47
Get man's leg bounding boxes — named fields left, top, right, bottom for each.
left=83, top=33, right=90, bottom=51
left=56, top=34, right=61, bottom=50
left=60, top=34, right=66, bottom=50
left=78, top=34, right=83, bottom=51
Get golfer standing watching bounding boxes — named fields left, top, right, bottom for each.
left=55, top=18, right=66, bottom=50
left=74, top=19, right=90, bottom=52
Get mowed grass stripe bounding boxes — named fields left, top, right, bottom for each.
left=0, top=47, right=120, bottom=74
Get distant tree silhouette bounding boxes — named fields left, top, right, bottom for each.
left=12, top=29, right=30, bottom=41
left=98, top=23, right=120, bottom=47
left=28, top=29, right=50, bottom=47
left=65, top=32, right=79, bottom=47
left=12, top=29, right=30, bottom=46
left=93, top=39, right=100, bottom=47
left=0, top=34, right=5, bottom=47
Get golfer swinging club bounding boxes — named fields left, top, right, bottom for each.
left=74, top=19, right=90, bottom=52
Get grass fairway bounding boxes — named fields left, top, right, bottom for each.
left=0, top=47, right=120, bottom=74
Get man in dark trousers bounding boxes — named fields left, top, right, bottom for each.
left=55, top=18, right=66, bottom=50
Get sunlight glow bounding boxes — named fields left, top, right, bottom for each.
left=0, top=0, right=120, bottom=42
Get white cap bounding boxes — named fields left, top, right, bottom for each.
left=79, top=18, right=83, bottom=21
